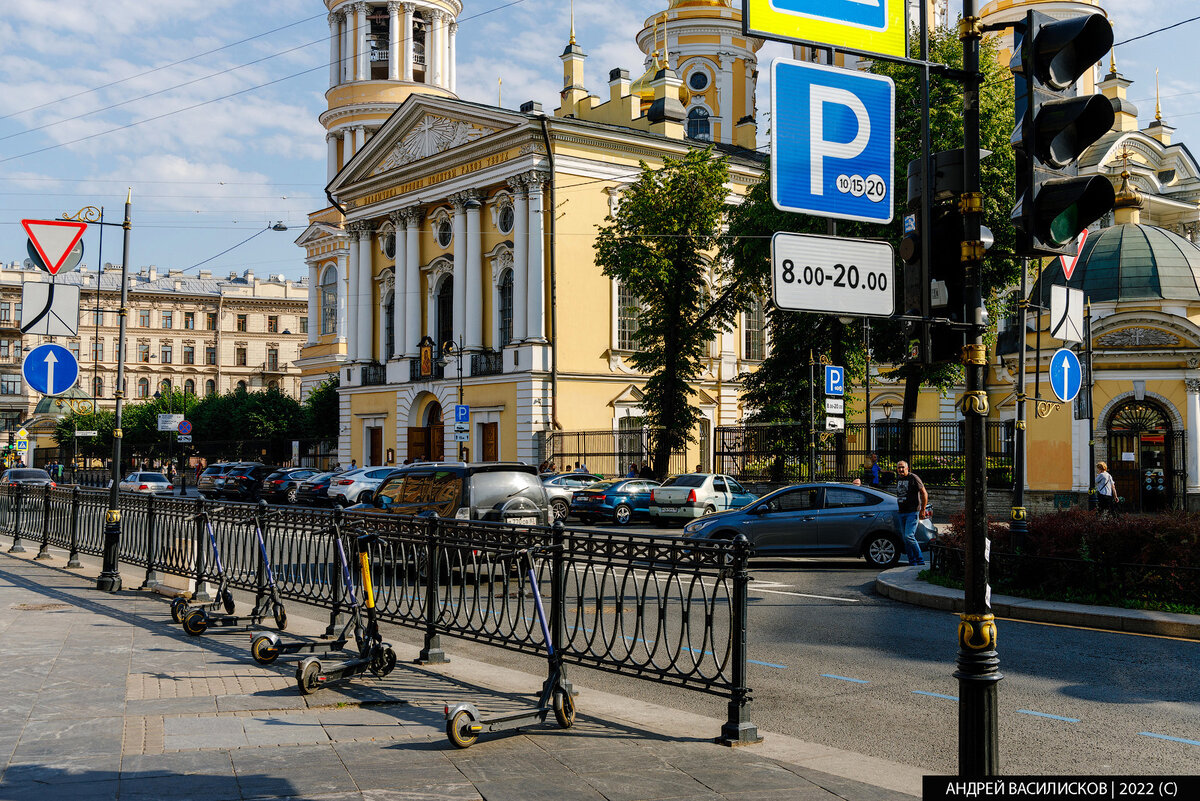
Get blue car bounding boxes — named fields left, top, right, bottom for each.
left=571, top=478, right=661, bottom=525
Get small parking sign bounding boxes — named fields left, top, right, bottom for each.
left=825, top=365, right=845, bottom=397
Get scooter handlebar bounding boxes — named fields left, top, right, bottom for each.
left=490, top=543, right=564, bottom=561
left=236, top=508, right=282, bottom=526
left=189, top=506, right=226, bottom=520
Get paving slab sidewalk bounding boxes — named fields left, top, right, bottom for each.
left=0, top=551, right=922, bottom=800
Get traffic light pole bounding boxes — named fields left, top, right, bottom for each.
left=956, top=5, right=1001, bottom=775
left=96, top=191, right=132, bottom=593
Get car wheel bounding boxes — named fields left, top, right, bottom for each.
left=701, top=505, right=716, bottom=516
left=864, top=533, right=902, bottom=569
left=550, top=499, right=569, bottom=521
left=285, top=487, right=298, bottom=504
left=357, top=491, right=373, bottom=505
left=612, top=504, right=633, bottom=525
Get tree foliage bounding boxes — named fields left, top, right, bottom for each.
left=594, top=147, right=745, bottom=478
left=303, top=376, right=340, bottom=440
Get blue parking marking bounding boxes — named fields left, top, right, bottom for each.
left=748, top=658, right=789, bottom=670
left=1017, top=709, right=1080, bottom=723
left=912, top=690, right=957, bottom=701
left=1139, top=732, right=1200, bottom=747
left=822, top=674, right=869, bottom=684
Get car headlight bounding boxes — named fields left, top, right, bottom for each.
left=684, top=517, right=718, bottom=534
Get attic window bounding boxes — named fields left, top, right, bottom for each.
left=498, top=205, right=514, bottom=235
left=382, top=232, right=396, bottom=259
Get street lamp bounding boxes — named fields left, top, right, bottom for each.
left=440, top=337, right=465, bottom=461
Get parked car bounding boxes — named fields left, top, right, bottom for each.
left=648, top=473, right=757, bottom=525
left=197, top=463, right=235, bottom=499
left=295, top=472, right=335, bottom=506
left=354, top=462, right=551, bottom=525
left=540, top=472, right=603, bottom=520
left=327, top=466, right=396, bottom=506
left=259, top=468, right=322, bottom=504
left=1, top=468, right=55, bottom=487
left=571, top=478, right=660, bottom=525
left=681, top=483, right=938, bottom=568
left=217, top=463, right=280, bottom=502
left=118, top=472, right=174, bottom=496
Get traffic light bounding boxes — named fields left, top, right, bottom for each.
left=1011, top=10, right=1116, bottom=257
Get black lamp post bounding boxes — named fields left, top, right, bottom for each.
left=440, top=338, right=465, bottom=461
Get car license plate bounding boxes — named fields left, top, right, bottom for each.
left=511, top=516, right=537, bottom=526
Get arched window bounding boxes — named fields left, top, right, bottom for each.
left=160, top=379, right=171, bottom=393
left=236, top=380, right=248, bottom=393
left=137, top=378, right=149, bottom=398
left=320, top=266, right=338, bottom=335
left=205, top=379, right=216, bottom=396
left=184, top=379, right=195, bottom=396
left=498, top=269, right=514, bottom=347
left=436, top=276, right=454, bottom=351
left=744, top=298, right=766, bottom=360
left=92, top=376, right=103, bottom=397
left=687, top=107, right=711, bottom=142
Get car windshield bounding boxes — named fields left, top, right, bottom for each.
left=586, top=480, right=620, bottom=491
left=661, top=474, right=706, bottom=488
left=13, top=469, right=50, bottom=480
left=140, top=473, right=169, bottom=483
left=469, top=471, right=543, bottom=508
left=201, top=466, right=227, bottom=476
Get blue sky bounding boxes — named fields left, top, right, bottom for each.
left=0, top=0, right=1193, bottom=282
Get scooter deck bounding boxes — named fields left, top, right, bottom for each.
left=272, top=638, right=350, bottom=658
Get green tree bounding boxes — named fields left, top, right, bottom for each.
left=53, top=408, right=114, bottom=463
left=303, top=376, right=340, bottom=440
left=594, top=147, right=746, bottom=478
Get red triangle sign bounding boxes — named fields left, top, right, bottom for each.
left=21, top=219, right=87, bottom=275
left=1060, top=227, right=1089, bottom=282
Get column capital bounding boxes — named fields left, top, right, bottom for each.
left=449, top=190, right=482, bottom=209
left=400, top=205, right=425, bottom=224
left=1186, top=378, right=1200, bottom=393
left=328, top=10, right=343, bottom=25
left=522, top=170, right=551, bottom=193
left=387, top=210, right=407, bottom=227
left=386, top=0, right=401, bottom=11
left=352, top=2, right=369, bottom=14
left=449, top=21, right=458, bottom=34
left=347, top=220, right=376, bottom=238
left=506, top=174, right=529, bottom=194
left=402, top=1, right=417, bottom=12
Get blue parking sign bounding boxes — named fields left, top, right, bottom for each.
left=771, top=58, right=894, bottom=224
left=455, top=404, right=470, bottom=424
left=825, top=365, right=845, bottom=397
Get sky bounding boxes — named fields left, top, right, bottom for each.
left=0, top=0, right=1195, bottom=283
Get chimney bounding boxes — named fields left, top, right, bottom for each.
left=147, top=266, right=157, bottom=280
left=735, top=115, right=757, bottom=150
left=520, top=100, right=543, bottom=115
left=199, top=270, right=212, bottom=279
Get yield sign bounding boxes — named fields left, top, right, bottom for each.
left=20, top=219, right=87, bottom=275
left=1060, top=227, right=1090, bottom=281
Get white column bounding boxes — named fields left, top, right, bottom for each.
left=509, top=178, right=528, bottom=343
left=339, top=129, right=351, bottom=164
left=404, top=210, right=421, bottom=355
left=465, top=196, right=483, bottom=350
left=1187, top=378, right=1200, bottom=492
left=451, top=197, right=466, bottom=346
left=354, top=125, right=365, bottom=153
left=336, top=251, right=349, bottom=342
left=448, top=22, right=457, bottom=93
left=402, top=3, right=414, bottom=81
left=355, top=3, right=368, bottom=81
left=346, top=234, right=359, bottom=353
left=342, top=11, right=353, bottom=83
left=307, top=263, right=319, bottom=345
left=326, top=133, right=337, bottom=182
left=430, top=12, right=443, bottom=88
left=526, top=176, right=546, bottom=341
left=391, top=215, right=406, bottom=358
left=387, top=1, right=401, bottom=81
left=357, top=227, right=374, bottom=361
left=719, top=52, right=734, bottom=145
left=329, top=12, right=341, bottom=89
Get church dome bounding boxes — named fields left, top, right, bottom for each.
left=1038, top=224, right=1200, bottom=303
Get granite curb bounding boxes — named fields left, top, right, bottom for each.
left=876, top=565, right=1200, bottom=639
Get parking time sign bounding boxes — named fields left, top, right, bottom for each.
left=771, top=58, right=894, bottom=224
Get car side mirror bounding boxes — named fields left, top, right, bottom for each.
left=748, top=504, right=765, bottom=515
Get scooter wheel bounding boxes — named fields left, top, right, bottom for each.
left=221, top=589, right=236, bottom=616
left=182, top=609, right=209, bottom=636
left=251, top=634, right=281, bottom=665
left=553, top=688, right=576, bottom=729
left=273, top=602, right=288, bottom=631
left=170, top=598, right=189, bottom=623
left=296, top=659, right=322, bottom=695
left=447, top=709, right=478, bottom=749
left=374, top=646, right=397, bottom=677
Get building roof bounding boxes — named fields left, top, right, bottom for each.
left=1035, top=223, right=1200, bottom=304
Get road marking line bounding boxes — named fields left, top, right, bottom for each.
left=1139, top=732, right=1200, bottom=747
left=822, top=674, right=869, bottom=684
left=912, top=690, right=957, bottom=701
left=1017, top=709, right=1080, bottom=723
left=753, top=587, right=861, bottom=602
left=749, top=659, right=789, bottom=669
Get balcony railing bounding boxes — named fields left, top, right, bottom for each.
left=408, top=357, right=444, bottom=382
left=471, top=349, right=503, bottom=377
left=361, top=361, right=387, bottom=386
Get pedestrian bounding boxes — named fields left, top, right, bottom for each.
left=349, top=458, right=357, bottom=470
left=639, top=462, right=654, bottom=480
left=694, top=464, right=702, bottom=474
left=866, top=452, right=881, bottom=486
left=1095, top=461, right=1117, bottom=515
left=626, top=463, right=637, bottom=478
left=894, top=460, right=928, bottom=567
left=572, top=462, right=582, bottom=472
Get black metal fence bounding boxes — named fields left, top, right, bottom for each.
left=544, top=429, right=689, bottom=478
left=715, top=421, right=1015, bottom=488
left=1, top=484, right=757, bottom=744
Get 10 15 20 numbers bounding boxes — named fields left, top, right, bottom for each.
left=779, top=259, right=888, bottom=292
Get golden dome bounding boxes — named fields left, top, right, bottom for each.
left=668, top=0, right=730, bottom=7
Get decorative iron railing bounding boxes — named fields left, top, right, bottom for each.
left=470, top=349, right=503, bottom=377
left=1, top=484, right=757, bottom=744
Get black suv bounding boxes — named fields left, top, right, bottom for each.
left=260, top=468, right=322, bottom=503
left=353, top=462, right=550, bottom=525
left=218, top=463, right=280, bottom=501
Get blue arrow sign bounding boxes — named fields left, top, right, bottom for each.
left=1049, top=348, right=1082, bottom=404
left=771, top=58, right=894, bottom=224
left=455, top=404, right=470, bottom=424
left=22, top=343, right=79, bottom=396
left=825, top=365, right=845, bottom=397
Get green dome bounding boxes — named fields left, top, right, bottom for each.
left=1037, top=224, right=1200, bottom=303
left=32, top=386, right=94, bottom=416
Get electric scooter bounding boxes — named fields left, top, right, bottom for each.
left=251, top=520, right=365, bottom=665
left=170, top=506, right=236, bottom=624
left=182, top=500, right=288, bottom=636
left=444, top=543, right=575, bottom=748
left=294, top=529, right=397, bottom=693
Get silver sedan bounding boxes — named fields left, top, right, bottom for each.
left=119, top=472, right=175, bottom=496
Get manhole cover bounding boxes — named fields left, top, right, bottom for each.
left=11, top=603, right=71, bottom=611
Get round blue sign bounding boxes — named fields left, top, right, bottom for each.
left=1049, top=348, right=1083, bottom=404
left=21, top=343, right=79, bottom=396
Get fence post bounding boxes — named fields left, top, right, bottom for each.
left=35, top=485, right=52, bottom=560
left=192, top=498, right=212, bottom=602
left=719, top=534, right=760, bottom=746
left=8, top=484, right=24, bottom=553
left=325, top=506, right=347, bottom=637
left=417, top=513, right=447, bottom=664
left=140, top=493, right=161, bottom=590
left=67, top=487, right=82, bottom=568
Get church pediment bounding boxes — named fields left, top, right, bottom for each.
left=1092, top=311, right=1200, bottom=350
left=372, top=113, right=499, bottom=174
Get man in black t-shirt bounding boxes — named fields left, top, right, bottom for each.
left=894, top=461, right=929, bottom=566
